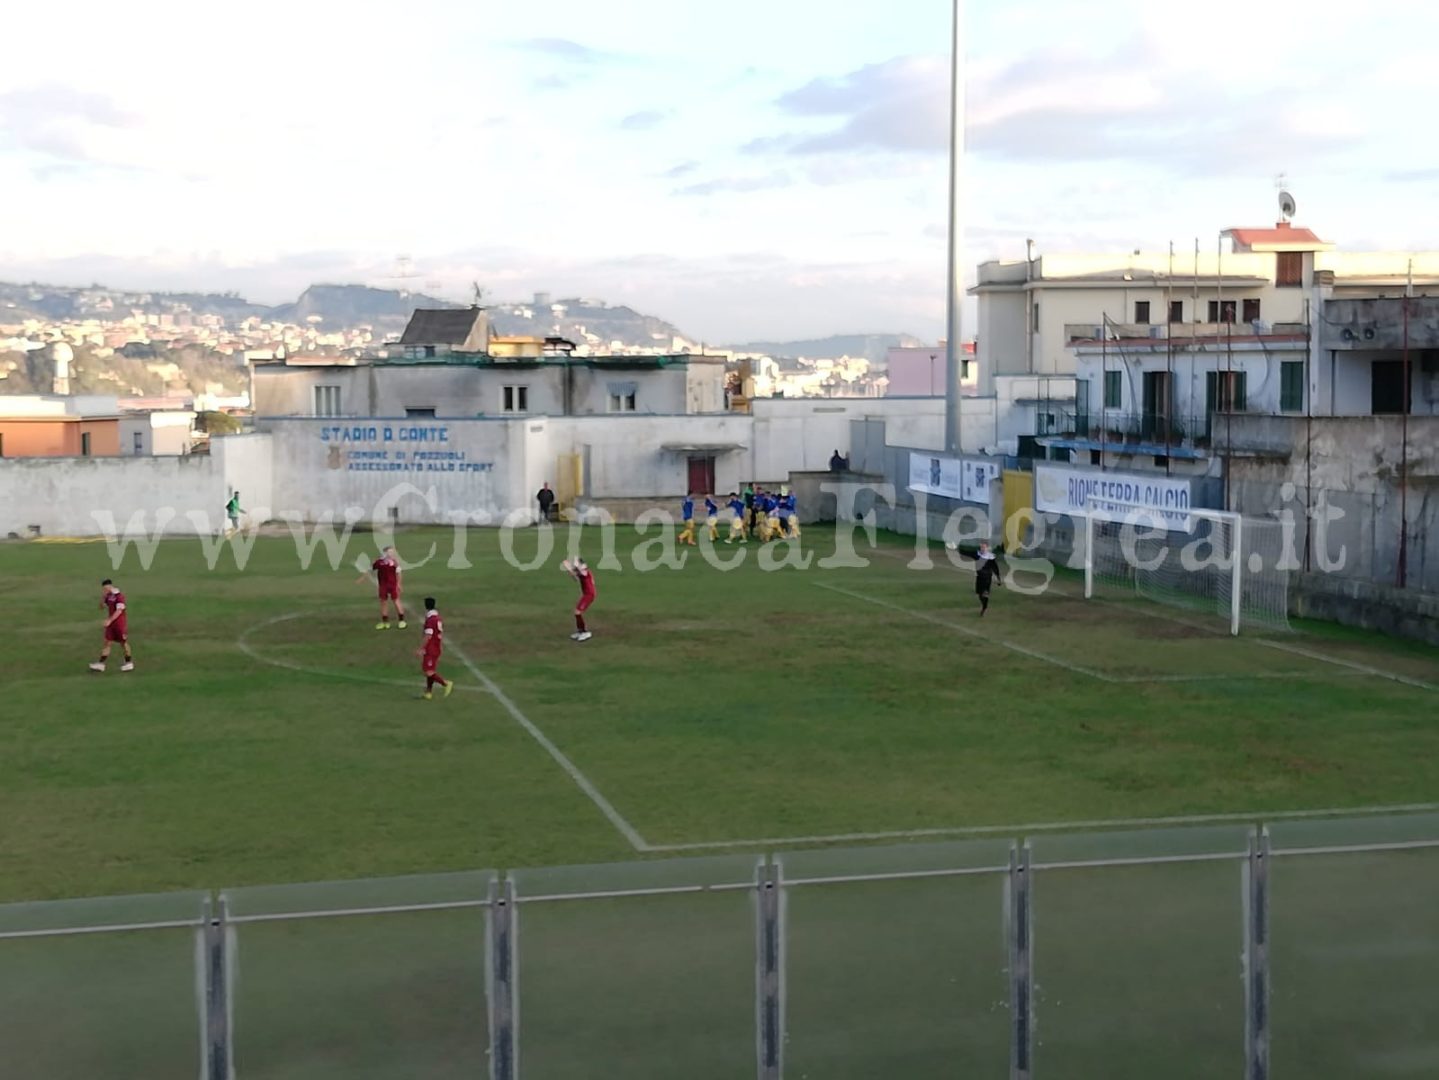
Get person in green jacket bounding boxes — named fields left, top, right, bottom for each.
left=225, top=491, right=242, bottom=535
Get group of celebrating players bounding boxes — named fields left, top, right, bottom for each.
left=678, top=487, right=800, bottom=547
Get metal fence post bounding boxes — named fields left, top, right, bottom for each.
left=488, top=878, right=517, bottom=1080
left=1008, top=842, right=1033, bottom=1080
left=1245, top=829, right=1271, bottom=1080
left=200, top=895, right=233, bottom=1080
left=755, top=860, right=784, bottom=1080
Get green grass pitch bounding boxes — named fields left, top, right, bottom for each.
left=1, top=524, right=1436, bottom=903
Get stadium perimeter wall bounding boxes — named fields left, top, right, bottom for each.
left=0, top=453, right=225, bottom=538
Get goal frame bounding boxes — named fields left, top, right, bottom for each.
left=1082, top=497, right=1243, bottom=636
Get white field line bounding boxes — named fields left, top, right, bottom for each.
left=1252, top=637, right=1438, bottom=693
left=816, top=582, right=1116, bottom=681
left=237, top=612, right=488, bottom=695
left=864, top=544, right=1436, bottom=691
left=817, top=582, right=1336, bottom=685
left=643, top=802, right=1439, bottom=854
left=447, top=639, right=650, bottom=852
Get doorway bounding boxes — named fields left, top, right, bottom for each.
left=687, top=456, right=716, bottom=495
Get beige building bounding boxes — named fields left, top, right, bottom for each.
left=970, top=221, right=1439, bottom=456
left=252, top=308, right=728, bottom=420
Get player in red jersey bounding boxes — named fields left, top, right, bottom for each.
left=561, top=557, right=596, bottom=642
left=89, top=579, right=134, bottom=673
left=356, top=545, right=407, bottom=630
left=416, top=596, right=453, bottom=700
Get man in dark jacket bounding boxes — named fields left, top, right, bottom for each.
left=536, top=483, right=556, bottom=525
left=971, top=541, right=1002, bottom=616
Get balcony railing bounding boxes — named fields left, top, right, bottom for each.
left=1041, top=409, right=1254, bottom=449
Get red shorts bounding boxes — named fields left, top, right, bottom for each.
left=421, top=647, right=441, bottom=675
left=104, top=620, right=128, bottom=643
left=378, top=583, right=400, bottom=602
left=576, top=593, right=595, bottom=613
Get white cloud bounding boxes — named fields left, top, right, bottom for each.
left=4, top=0, right=1439, bottom=341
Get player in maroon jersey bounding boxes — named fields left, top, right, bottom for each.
left=562, top=557, right=596, bottom=642
left=415, top=596, right=453, bottom=700
left=356, top=545, right=407, bottom=630
left=89, top=579, right=134, bottom=673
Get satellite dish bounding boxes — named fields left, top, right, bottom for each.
left=1278, top=190, right=1297, bottom=223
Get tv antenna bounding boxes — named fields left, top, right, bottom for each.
left=378, top=254, right=441, bottom=298
left=1277, top=189, right=1297, bottom=223
left=471, top=282, right=487, bottom=307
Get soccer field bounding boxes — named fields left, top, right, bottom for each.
left=2, top=524, right=1437, bottom=903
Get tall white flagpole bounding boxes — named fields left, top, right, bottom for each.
left=944, top=0, right=966, bottom=454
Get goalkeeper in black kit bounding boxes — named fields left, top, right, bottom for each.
left=971, top=541, right=1003, bottom=616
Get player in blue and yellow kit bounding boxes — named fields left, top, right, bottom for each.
left=704, top=495, right=720, bottom=541
left=754, top=492, right=772, bottom=541
left=679, top=495, right=698, bottom=546
left=726, top=493, right=747, bottom=543
left=781, top=491, right=801, bottom=538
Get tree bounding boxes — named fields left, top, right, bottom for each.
left=196, top=410, right=242, bottom=435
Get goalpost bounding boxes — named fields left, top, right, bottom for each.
left=1082, top=497, right=1291, bottom=636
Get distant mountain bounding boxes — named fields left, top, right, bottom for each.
left=0, top=280, right=692, bottom=350
left=489, top=297, right=690, bottom=351
left=0, top=281, right=271, bottom=323
left=269, top=284, right=460, bottom=332
left=724, top=333, right=924, bottom=363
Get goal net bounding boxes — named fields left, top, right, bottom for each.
left=1083, top=498, right=1291, bottom=635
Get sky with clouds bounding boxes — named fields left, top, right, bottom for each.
left=2, top=0, right=1437, bottom=342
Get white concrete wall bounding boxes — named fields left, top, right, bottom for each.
left=213, top=434, right=274, bottom=522
left=0, top=454, right=221, bottom=537
left=254, top=361, right=725, bottom=420
left=976, top=288, right=1028, bottom=393
left=262, top=418, right=519, bottom=523
left=549, top=414, right=753, bottom=497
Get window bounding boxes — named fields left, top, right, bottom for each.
left=313, top=385, right=341, bottom=417
left=405, top=407, right=437, bottom=418
left=1371, top=360, right=1411, bottom=415
left=1206, top=370, right=1248, bottom=414
left=1103, top=369, right=1122, bottom=409
left=81, top=432, right=92, bottom=457
left=1242, top=298, right=1262, bottom=324
left=1169, top=299, right=1184, bottom=323
left=1276, top=251, right=1303, bottom=287
left=1090, top=450, right=1102, bottom=465
left=1032, top=301, right=1040, bottom=332
left=608, top=391, right=637, bottom=413
left=423, top=345, right=437, bottom=358
left=133, top=431, right=144, bottom=454
left=1134, top=300, right=1151, bottom=325
left=1207, top=299, right=1238, bottom=324
left=1154, top=455, right=1170, bottom=468
left=1280, top=361, right=1305, bottom=412
left=501, top=386, right=528, bottom=413
left=0, top=433, right=5, bottom=456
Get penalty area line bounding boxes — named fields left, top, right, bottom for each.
left=815, top=581, right=1116, bottom=682
left=448, top=640, right=651, bottom=853
left=643, top=801, right=1439, bottom=853
left=865, top=544, right=1435, bottom=692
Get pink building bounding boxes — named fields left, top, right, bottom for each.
left=885, top=342, right=978, bottom=396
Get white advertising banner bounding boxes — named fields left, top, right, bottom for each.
left=908, top=451, right=962, bottom=499
left=1033, top=464, right=1193, bottom=531
left=908, top=452, right=1000, bottom=504
left=962, top=459, right=1000, bottom=504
